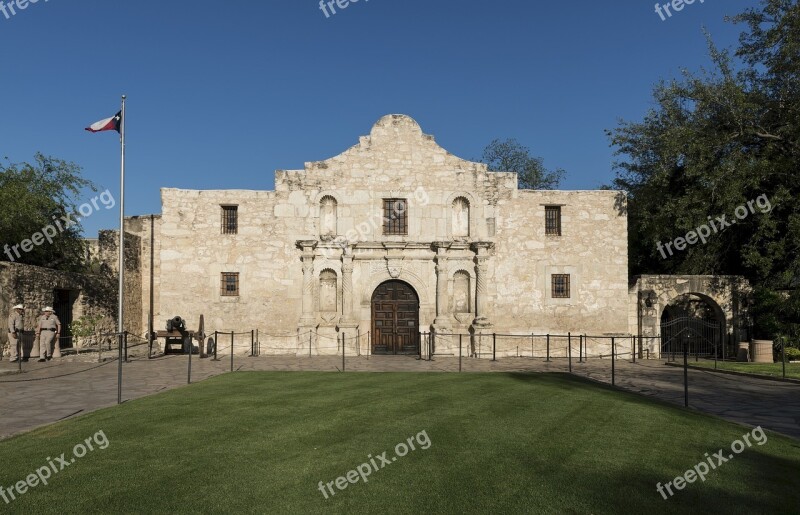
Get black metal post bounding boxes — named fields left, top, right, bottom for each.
left=611, top=337, right=616, bottom=386
left=782, top=336, right=786, bottom=379
left=188, top=335, right=192, bottom=384
left=683, top=342, right=689, bottom=408
left=713, top=342, right=717, bottom=370
left=342, top=332, right=346, bottom=372
left=251, top=330, right=254, bottom=357
left=117, top=332, right=122, bottom=404
left=17, top=335, right=22, bottom=374
left=230, top=331, right=234, bottom=372
left=148, top=313, right=153, bottom=359
left=579, top=334, right=583, bottom=363
left=492, top=333, right=496, bottom=362
left=568, top=332, right=572, bottom=373
left=214, top=330, right=218, bottom=361
left=546, top=334, right=551, bottom=362
left=419, top=332, right=422, bottom=360
left=459, top=334, right=462, bottom=372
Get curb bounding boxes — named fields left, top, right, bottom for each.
left=664, top=362, right=800, bottom=384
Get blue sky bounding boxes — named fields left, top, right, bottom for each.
left=0, top=0, right=757, bottom=236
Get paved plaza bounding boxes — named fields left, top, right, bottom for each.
left=1, top=354, right=799, bottom=441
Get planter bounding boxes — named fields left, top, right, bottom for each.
left=751, top=339, right=774, bottom=363
left=736, top=342, right=750, bottom=362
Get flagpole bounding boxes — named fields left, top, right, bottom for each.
left=118, top=95, right=126, bottom=336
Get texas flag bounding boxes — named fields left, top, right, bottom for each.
left=85, top=111, right=122, bottom=133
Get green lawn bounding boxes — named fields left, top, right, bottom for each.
left=1, top=372, right=798, bottom=514
left=689, top=360, right=800, bottom=380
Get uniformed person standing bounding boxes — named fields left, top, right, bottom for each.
left=7, top=304, right=24, bottom=363
left=35, top=307, right=61, bottom=362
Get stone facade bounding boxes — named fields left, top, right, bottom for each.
left=132, top=115, right=631, bottom=355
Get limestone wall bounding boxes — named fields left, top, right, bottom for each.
left=146, top=115, right=631, bottom=355
left=0, top=262, right=116, bottom=357
left=99, top=228, right=143, bottom=336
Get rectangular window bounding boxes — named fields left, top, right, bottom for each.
left=552, top=274, right=570, bottom=299
left=383, top=199, right=408, bottom=236
left=545, top=206, right=561, bottom=236
left=221, top=272, right=240, bottom=297
left=221, top=205, right=238, bottom=235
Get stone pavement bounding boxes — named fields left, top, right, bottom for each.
left=1, top=354, right=798, bottom=440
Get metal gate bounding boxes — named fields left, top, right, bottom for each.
left=660, top=316, right=722, bottom=360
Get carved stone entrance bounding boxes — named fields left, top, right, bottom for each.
left=371, top=280, right=419, bottom=355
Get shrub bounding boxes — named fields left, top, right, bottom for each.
left=781, top=347, right=800, bottom=362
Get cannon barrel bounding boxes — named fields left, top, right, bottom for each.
left=166, top=316, right=186, bottom=332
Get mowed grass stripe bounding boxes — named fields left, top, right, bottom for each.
left=0, top=372, right=798, bottom=514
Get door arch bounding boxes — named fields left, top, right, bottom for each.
left=371, top=280, right=420, bottom=355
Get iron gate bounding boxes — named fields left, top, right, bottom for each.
left=661, top=316, right=723, bottom=360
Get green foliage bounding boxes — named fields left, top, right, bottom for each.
left=69, top=314, right=106, bottom=340
left=782, top=347, right=800, bottom=361
left=607, top=0, right=800, bottom=336
left=481, top=138, right=565, bottom=189
left=0, top=153, right=95, bottom=271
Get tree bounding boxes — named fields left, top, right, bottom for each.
left=480, top=139, right=565, bottom=189
left=0, top=153, right=95, bottom=271
left=607, top=0, right=800, bottom=338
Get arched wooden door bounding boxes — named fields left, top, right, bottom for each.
left=371, top=281, right=419, bottom=355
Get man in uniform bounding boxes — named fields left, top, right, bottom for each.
left=7, top=304, right=24, bottom=363
left=35, top=307, right=60, bottom=362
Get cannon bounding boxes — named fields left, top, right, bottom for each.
left=156, top=314, right=206, bottom=356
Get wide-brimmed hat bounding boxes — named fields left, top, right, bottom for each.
left=43, top=306, right=54, bottom=312
left=12, top=304, right=23, bottom=310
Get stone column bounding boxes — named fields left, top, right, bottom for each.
left=471, top=242, right=494, bottom=328
left=433, top=242, right=451, bottom=326
left=340, top=248, right=355, bottom=325
left=297, top=240, right=318, bottom=326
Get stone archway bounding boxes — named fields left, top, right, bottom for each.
left=632, top=275, right=751, bottom=359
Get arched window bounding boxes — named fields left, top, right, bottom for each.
left=319, top=269, right=338, bottom=312
left=453, top=271, right=471, bottom=313
left=452, top=197, right=470, bottom=238
left=320, top=196, right=338, bottom=239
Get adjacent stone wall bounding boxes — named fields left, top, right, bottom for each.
left=98, top=227, right=143, bottom=336
left=629, top=275, right=750, bottom=358
left=0, top=262, right=115, bottom=357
